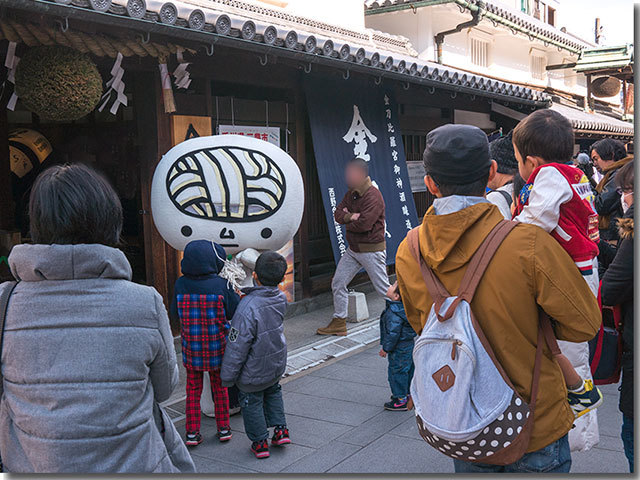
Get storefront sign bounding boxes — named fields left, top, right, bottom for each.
left=218, top=125, right=280, bottom=147
left=406, top=161, right=427, bottom=193
left=170, top=115, right=212, bottom=145
left=305, top=79, right=419, bottom=265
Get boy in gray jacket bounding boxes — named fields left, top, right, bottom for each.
left=220, top=251, right=290, bottom=459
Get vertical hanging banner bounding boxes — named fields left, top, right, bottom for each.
left=305, top=79, right=419, bottom=265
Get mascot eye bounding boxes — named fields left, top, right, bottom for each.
left=181, top=225, right=193, bottom=237
left=261, top=228, right=272, bottom=239
left=166, top=146, right=286, bottom=223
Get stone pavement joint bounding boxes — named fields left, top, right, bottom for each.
left=172, top=344, right=628, bottom=473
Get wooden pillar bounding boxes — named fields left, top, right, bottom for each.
left=133, top=71, right=173, bottom=311
left=295, top=77, right=312, bottom=298
left=586, top=74, right=593, bottom=111
left=0, top=91, right=14, bottom=231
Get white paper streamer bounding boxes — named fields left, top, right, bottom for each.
left=99, top=52, right=128, bottom=115
left=4, top=42, right=19, bottom=111
left=172, top=48, right=191, bottom=90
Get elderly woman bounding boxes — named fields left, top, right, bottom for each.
left=601, top=160, right=634, bottom=473
left=0, top=164, right=195, bottom=473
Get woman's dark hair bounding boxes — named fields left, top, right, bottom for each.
left=29, top=164, right=123, bottom=246
left=512, top=173, right=526, bottom=204
left=512, top=109, right=574, bottom=163
left=590, top=138, right=627, bottom=162
left=616, top=160, right=634, bottom=192
left=255, top=251, right=288, bottom=286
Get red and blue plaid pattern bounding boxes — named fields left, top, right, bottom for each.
left=178, top=294, right=229, bottom=370
left=185, top=368, right=229, bottom=433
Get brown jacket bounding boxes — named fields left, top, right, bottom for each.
left=334, top=177, right=386, bottom=252
left=396, top=202, right=601, bottom=453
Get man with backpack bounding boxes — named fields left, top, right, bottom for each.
left=486, top=131, right=517, bottom=219
left=395, top=124, right=601, bottom=473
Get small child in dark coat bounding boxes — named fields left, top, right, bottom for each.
left=171, top=240, right=240, bottom=447
left=379, top=281, right=416, bottom=411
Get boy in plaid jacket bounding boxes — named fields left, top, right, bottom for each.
left=171, top=240, right=240, bottom=447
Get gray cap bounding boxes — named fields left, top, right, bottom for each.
left=423, top=124, right=491, bottom=184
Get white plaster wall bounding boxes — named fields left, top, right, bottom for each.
left=365, top=4, right=620, bottom=106
left=277, top=0, right=366, bottom=31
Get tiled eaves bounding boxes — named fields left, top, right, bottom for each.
left=10, top=0, right=550, bottom=107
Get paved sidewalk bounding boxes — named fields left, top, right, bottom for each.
left=175, top=345, right=629, bottom=474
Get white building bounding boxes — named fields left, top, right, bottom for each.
left=364, top=0, right=633, bottom=146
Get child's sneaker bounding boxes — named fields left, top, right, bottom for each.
left=251, top=440, right=270, bottom=459
left=384, top=396, right=409, bottom=411
left=272, top=426, right=291, bottom=446
left=217, top=429, right=232, bottom=442
left=568, top=379, right=604, bottom=418
left=185, top=432, right=202, bottom=447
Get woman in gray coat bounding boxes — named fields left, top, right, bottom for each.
left=0, top=164, right=195, bottom=473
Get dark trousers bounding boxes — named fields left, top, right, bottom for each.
left=238, top=382, right=286, bottom=442
left=622, top=414, right=634, bottom=472
left=453, top=434, right=571, bottom=473
left=388, top=342, right=414, bottom=399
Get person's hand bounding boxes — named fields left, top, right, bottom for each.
left=379, top=348, right=387, bottom=358
left=351, top=212, right=361, bottom=221
left=406, top=396, right=414, bottom=411
left=343, top=207, right=350, bottom=213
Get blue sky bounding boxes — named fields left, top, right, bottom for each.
left=559, top=0, right=634, bottom=46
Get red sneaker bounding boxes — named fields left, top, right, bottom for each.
left=185, top=432, right=202, bottom=447
left=251, top=440, right=270, bottom=459
left=272, top=427, right=291, bottom=446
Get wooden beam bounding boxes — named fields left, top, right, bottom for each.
left=0, top=92, right=13, bottom=231
left=295, top=76, right=312, bottom=298
left=586, top=74, right=593, bottom=110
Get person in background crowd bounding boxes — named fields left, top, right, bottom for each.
left=590, top=138, right=632, bottom=243
left=171, top=240, right=240, bottom=447
left=0, top=164, right=194, bottom=473
left=601, top=161, right=634, bottom=472
left=378, top=281, right=416, bottom=411
left=510, top=173, right=526, bottom=218
left=317, top=158, right=390, bottom=337
left=512, top=110, right=602, bottom=452
left=486, top=130, right=518, bottom=219
left=575, top=152, right=598, bottom=189
left=395, top=124, right=601, bottom=473
left=221, top=252, right=290, bottom=460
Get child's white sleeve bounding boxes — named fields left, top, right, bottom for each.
left=514, top=167, right=573, bottom=232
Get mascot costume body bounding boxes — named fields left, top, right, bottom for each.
left=151, top=134, right=304, bottom=417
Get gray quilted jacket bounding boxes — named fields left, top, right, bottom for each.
left=220, top=286, right=287, bottom=392
left=0, top=244, right=195, bottom=473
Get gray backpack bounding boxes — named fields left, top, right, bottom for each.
left=407, top=220, right=560, bottom=465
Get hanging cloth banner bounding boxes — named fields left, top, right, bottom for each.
left=305, top=78, right=419, bottom=265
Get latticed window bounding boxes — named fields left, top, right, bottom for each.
left=531, top=55, right=546, bottom=80
left=470, top=38, right=490, bottom=68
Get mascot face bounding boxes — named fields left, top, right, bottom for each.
left=151, top=135, right=304, bottom=253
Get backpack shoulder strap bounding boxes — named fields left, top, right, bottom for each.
left=407, top=227, right=451, bottom=321
left=0, top=281, right=18, bottom=394
left=434, top=220, right=517, bottom=321
left=459, top=220, right=517, bottom=301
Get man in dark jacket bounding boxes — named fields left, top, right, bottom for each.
left=221, top=251, right=290, bottom=459
left=317, top=158, right=390, bottom=336
left=601, top=161, right=634, bottom=472
left=171, top=240, right=240, bottom=446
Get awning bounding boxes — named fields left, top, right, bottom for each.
left=3, top=0, right=551, bottom=108
left=550, top=103, right=634, bottom=139
left=575, top=44, right=634, bottom=74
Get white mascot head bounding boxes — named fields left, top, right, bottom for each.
left=151, top=134, right=304, bottom=254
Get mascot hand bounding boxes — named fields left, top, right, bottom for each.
left=236, top=248, right=261, bottom=270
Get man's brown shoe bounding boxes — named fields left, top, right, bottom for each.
left=316, top=317, right=347, bottom=336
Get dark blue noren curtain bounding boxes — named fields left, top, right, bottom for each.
left=305, top=78, right=419, bottom=265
